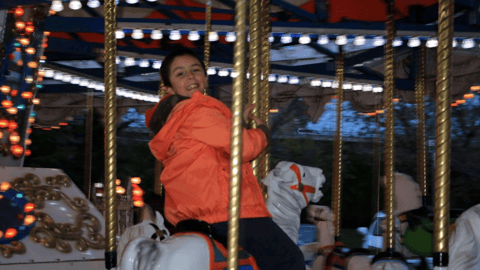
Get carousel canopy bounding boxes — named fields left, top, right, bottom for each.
left=1, top=0, right=480, bottom=125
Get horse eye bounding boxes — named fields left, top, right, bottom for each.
left=303, top=173, right=306, bottom=177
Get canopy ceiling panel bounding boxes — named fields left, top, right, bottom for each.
left=3, top=0, right=479, bottom=126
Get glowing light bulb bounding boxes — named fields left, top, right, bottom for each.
left=187, top=31, right=200, bottom=41
left=218, top=69, right=229, bottom=77
left=280, top=34, right=292, bottom=44
left=152, top=60, right=162, bottom=69
left=230, top=70, right=238, bottom=78
left=1, top=85, right=11, bottom=94
left=51, top=0, right=64, bottom=12
left=225, top=32, right=236, bottom=42
left=139, top=59, right=150, bottom=68
left=124, top=57, right=136, bottom=66
left=299, top=34, right=311, bottom=44
left=335, top=35, right=348, bottom=45
left=393, top=38, right=403, bottom=47
left=87, top=0, right=101, bottom=8
left=407, top=37, right=421, bottom=47
left=207, top=67, right=216, bottom=75
left=69, top=0, right=82, bottom=10
left=131, top=29, right=144, bottom=39
left=426, top=38, right=438, bottom=48
left=208, top=31, right=219, bottom=42
left=317, top=35, right=329, bottom=45
left=131, top=177, right=141, bottom=184
left=115, top=29, right=125, bottom=39
left=277, top=75, right=288, bottom=83
left=373, top=36, right=385, bottom=46
left=310, top=79, right=321, bottom=87
left=461, top=38, right=475, bottom=49
left=151, top=29, right=163, bottom=40
left=353, top=36, right=366, bottom=46
left=169, top=30, right=181, bottom=41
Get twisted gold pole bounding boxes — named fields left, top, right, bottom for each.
left=154, top=83, right=165, bottom=196
left=384, top=0, right=396, bottom=252
left=433, top=0, right=453, bottom=266
left=260, top=0, right=272, bottom=181
left=103, top=0, right=118, bottom=268
left=248, top=0, right=262, bottom=179
left=203, top=1, right=212, bottom=95
left=228, top=0, right=247, bottom=268
left=84, top=88, right=94, bottom=200
left=332, top=51, right=344, bottom=238
left=416, top=45, right=427, bottom=200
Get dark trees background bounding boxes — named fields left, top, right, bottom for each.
left=23, top=95, right=480, bottom=229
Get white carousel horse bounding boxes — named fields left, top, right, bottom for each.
left=376, top=172, right=480, bottom=270
left=262, top=161, right=326, bottom=243
left=119, top=161, right=326, bottom=270
left=117, top=204, right=170, bottom=263
left=299, top=173, right=424, bottom=270
left=448, top=203, right=480, bottom=270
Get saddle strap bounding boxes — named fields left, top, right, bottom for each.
left=176, top=219, right=228, bottom=248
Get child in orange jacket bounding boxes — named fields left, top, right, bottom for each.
left=145, top=48, right=305, bottom=270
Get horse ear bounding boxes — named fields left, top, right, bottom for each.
left=273, top=161, right=295, bottom=178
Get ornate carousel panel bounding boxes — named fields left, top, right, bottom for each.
left=0, top=167, right=105, bottom=269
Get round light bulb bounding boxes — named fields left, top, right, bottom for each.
left=131, top=29, right=144, bottom=39
left=115, top=29, right=125, bottom=39
left=87, top=0, right=101, bottom=8
left=69, top=0, right=82, bottom=10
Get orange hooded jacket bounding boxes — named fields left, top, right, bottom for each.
left=147, top=91, right=272, bottom=226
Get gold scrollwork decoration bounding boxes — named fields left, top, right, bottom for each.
left=31, top=212, right=105, bottom=253
left=46, top=174, right=71, bottom=187
left=10, top=174, right=41, bottom=192
left=0, top=241, right=26, bottom=258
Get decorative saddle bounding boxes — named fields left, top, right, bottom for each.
left=175, top=219, right=260, bottom=270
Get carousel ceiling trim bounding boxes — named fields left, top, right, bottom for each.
left=43, top=16, right=480, bottom=38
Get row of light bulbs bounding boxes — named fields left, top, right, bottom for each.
left=49, top=1, right=479, bottom=49
left=51, top=0, right=155, bottom=11
left=115, top=28, right=479, bottom=49
left=115, top=56, right=384, bottom=92
left=42, top=68, right=161, bottom=102
left=44, top=58, right=384, bottom=95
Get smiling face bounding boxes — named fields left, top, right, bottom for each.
left=165, top=55, right=206, bottom=97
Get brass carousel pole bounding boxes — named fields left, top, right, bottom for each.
left=154, top=82, right=166, bottom=196
left=261, top=0, right=272, bottom=181
left=103, top=0, right=118, bottom=268
left=84, top=88, right=94, bottom=200
left=433, top=0, right=453, bottom=267
left=228, top=0, right=247, bottom=268
left=416, top=45, right=428, bottom=206
left=332, top=48, right=344, bottom=240
left=203, top=0, right=211, bottom=95
left=383, top=0, right=396, bottom=254
left=248, top=0, right=262, bottom=179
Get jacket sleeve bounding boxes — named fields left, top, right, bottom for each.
left=188, top=106, right=268, bottom=161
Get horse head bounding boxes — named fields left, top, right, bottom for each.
left=381, top=172, right=422, bottom=216
left=262, top=161, right=326, bottom=244
left=263, top=161, right=326, bottom=209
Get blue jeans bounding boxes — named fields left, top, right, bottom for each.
left=211, top=217, right=306, bottom=270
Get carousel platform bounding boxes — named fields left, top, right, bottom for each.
left=0, top=167, right=106, bottom=270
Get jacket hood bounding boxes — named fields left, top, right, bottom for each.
left=148, top=91, right=231, bottom=162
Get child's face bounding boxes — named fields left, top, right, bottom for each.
left=166, top=55, right=206, bottom=97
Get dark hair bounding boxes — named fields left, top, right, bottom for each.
left=160, top=48, right=206, bottom=87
